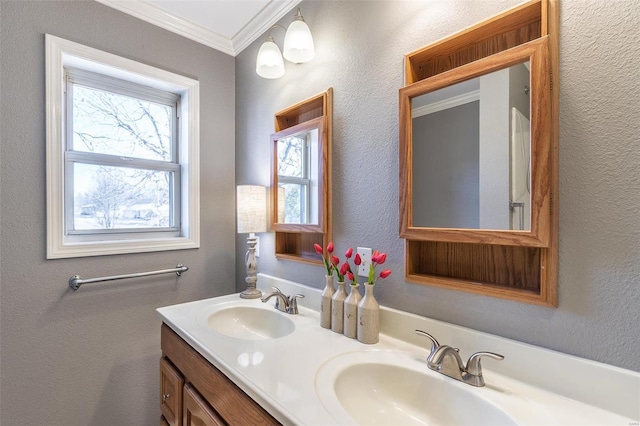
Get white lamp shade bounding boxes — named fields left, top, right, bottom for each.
left=283, top=20, right=315, bottom=64
left=256, top=39, right=285, bottom=79
left=237, top=185, right=267, bottom=234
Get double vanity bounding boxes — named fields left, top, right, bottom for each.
left=157, top=274, right=639, bottom=425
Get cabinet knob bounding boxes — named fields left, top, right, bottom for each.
left=162, top=393, right=171, bottom=402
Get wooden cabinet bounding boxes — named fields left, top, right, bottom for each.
left=160, top=323, right=280, bottom=426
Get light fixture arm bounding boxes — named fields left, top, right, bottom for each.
left=262, top=24, right=286, bottom=44
left=293, top=7, right=305, bottom=22
left=256, top=7, right=314, bottom=78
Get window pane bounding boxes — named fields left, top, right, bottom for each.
left=279, top=183, right=307, bottom=224
left=72, top=85, right=173, bottom=161
left=277, top=136, right=305, bottom=177
left=73, top=163, right=173, bottom=230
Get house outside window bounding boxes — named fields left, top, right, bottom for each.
left=46, top=35, right=200, bottom=258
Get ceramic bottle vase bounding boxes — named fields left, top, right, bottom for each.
left=320, top=275, right=335, bottom=329
left=331, top=281, right=347, bottom=333
left=343, top=283, right=362, bottom=339
left=357, top=283, right=380, bottom=344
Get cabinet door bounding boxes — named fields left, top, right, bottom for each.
left=183, top=384, right=225, bottom=426
left=160, top=357, right=184, bottom=426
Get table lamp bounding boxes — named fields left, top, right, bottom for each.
left=237, top=185, right=267, bottom=298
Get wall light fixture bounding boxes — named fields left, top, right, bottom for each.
left=256, top=7, right=315, bottom=79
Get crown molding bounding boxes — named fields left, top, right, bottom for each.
left=96, top=0, right=302, bottom=57
left=96, top=0, right=234, bottom=55
left=232, top=0, right=301, bottom=54
left=412, top=90, right=480, bottom=118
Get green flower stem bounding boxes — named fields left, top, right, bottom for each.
left=323, top=258, right=332, bottom=276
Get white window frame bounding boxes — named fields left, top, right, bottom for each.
left=46, top=34, right=200, bottom=258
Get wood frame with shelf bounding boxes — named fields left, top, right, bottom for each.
left=400, top=0, right=558, bottom=306
left=272, top=88, right=333, bottom=265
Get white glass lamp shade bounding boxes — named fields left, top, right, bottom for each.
left=237, top=185, right=267, bottom=234
left=283, top=19, right=315, bottom=64
left=256, top=37, right=285, bottom=79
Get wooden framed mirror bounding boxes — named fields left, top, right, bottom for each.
left=271, top=88, right=332, bottom=264
left=400, top=38, right=551, bottom=247
left=271, top=116, right=326, bottom=233
left=399, top=0, right=558, bottom=306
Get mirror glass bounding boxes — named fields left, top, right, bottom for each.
left=271, top=116, right=325, bottom=231
left=411, top=61, right=531, bottom=231
left=275, top=127, right=319, bottom=225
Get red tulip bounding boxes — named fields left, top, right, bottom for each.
left=314, top=243, right=323, bottom=254
left=379, top=269, right=392, bottom=279
left=376, top=253, right=387, bottom=265
left=331, top=255, right=340, bottom=266
left=347, top=272, right=354, bottom=281
left=345, top=247, right=353, bottom=258
left=372, top=250, right=380, bottom=261
left=327, top=242, right=334, bottom=253
left=354, top=253, right=362, bottom=266
left=340, top=262, right=349, bottom=276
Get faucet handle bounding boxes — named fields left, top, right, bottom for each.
left=415, top=330, right=440, bottom=360
left=288, top=294, right=304, bottom=314
left=465, top=351, right=504, bottom=375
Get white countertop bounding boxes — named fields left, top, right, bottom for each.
left=157, top=274, right=640, bottom=425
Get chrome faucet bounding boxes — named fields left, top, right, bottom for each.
left=261, top=287, right=304, bottom=314
left=415, top=330, right=504, bottom=387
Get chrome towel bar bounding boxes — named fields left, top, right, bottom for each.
left=69, top=264, right=188, bottom=291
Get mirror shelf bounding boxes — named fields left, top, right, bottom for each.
left=405, top=240, right=555, bottom=306
left=404, top=0, right=546, bottom=85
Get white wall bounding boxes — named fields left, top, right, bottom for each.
left=0, top=1, right=236, bottom=424
left=235, top=0, right=640, bottom=372
left=479, top=68, right=511, bottom=228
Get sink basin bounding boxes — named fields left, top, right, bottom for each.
left=204, top=305, right=295, bottom=340
left=316, top=351, right=517, bottom=426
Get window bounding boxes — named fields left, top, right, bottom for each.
left=46, top=35, right=200, bottom=258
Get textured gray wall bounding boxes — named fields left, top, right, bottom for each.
left=0, top=1, right=235, bottom=424
left=236, top=0, right=640, bottom=372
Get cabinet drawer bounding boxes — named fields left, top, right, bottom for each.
left=183, top=384, right=225, bottom=426
left=160, top=357, right=184, bottom=426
